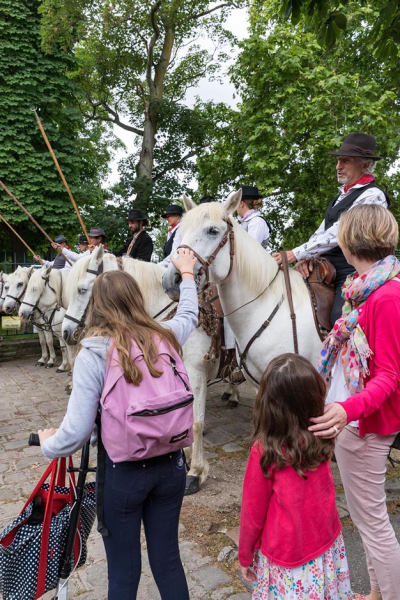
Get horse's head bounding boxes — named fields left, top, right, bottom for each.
left=162, top=189, right=242, bottom=299
left=62, top=245, right=110, bottom=345
left=0, top=271, right=8, bottom=309
left=3, top=266, right=34, bottom=314
left=19, top=266, right=59, bottom=321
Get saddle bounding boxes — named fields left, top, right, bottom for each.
left=301, top=257, right=336, bottom=338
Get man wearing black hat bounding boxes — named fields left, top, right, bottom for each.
left=273, top=132, right=390, bottom=324
left=33, top=235, right=72, bottom=271
left=114, top=209, right=153, bottom=262
left=160, top=204, right=183, bottom=267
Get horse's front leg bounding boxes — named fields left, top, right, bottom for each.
left=36, top=329, right=48, bottom=366
left=184, top=368, right=209, bottom=495
left=44, top=328, right=56, bottom=368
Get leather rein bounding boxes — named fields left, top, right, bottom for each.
left=177, top=219, right=296, bottom=384
left=21, top=271, right=64, bottom=332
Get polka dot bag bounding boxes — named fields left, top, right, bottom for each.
left=0, top=457, right=96, bottom=600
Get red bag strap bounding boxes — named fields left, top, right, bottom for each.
left=35, top=458, right=59, bottom=599
left=20, top=460, right=56, bottom=514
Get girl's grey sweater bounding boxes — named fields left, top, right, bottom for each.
left=41, top=280, right=198, bottom=459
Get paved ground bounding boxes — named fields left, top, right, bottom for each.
left=1, top=357, right=400, bottom=598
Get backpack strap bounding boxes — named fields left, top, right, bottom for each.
left=95, top=407, right=109, bottom=537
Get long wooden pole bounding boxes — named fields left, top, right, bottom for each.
left=0, top=214, right=36, bottom=256
left=33, top=109, right=90, bottom=243
left=0, top=180, right=72, bottom=266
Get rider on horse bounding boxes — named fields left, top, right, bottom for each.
left=273, top=133, right=390, bottom=325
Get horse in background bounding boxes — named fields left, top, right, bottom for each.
left=18, top=266, right=72, bottom=373
left=62, top=247, right=241, bottom=494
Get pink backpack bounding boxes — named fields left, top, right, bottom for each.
left=99, top=336, right=194, bottom=462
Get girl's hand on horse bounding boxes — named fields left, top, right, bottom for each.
left=171, top=248, right=197, bottom=280
left=240, top=565, right=256, bottom=582
left=308, top=403, right=347, bottom=438
left=38, top=428, right=57, bottom=445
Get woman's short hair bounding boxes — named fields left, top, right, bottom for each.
left=338, top=204, right=398, bottom=262
left=243, top=197, right=263, bottom=210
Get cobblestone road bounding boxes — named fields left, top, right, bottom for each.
left=1, top=358, right=400, bottom=599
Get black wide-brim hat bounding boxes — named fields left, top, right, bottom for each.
left=127, top=209, right=149, bottom=227
left=162, top=204, right=184, bottom=218
left=240, top=185, right=263, bottom=200
left=89, top=227, right=108, bottom=240
left=78, top=235, right=89, bottom=244
left=328, top=132, right=382, bottom=161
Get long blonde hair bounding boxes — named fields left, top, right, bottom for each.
left=84, top=270, right=181, bottom=385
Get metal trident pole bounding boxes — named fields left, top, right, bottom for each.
left=32, top=109, right=90, bottom=243
left=0, top=181, right=72, bottom=266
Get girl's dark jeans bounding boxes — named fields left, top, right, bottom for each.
left=102, top=450, right=189, bottom=600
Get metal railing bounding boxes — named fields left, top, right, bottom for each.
left=0, top=251, right=54, bottom=274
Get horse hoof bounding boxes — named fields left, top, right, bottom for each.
left=45, top=363, right=54, bottom=369
left=227, top=400, right=238, bottom=409
left=221, top=392, right=231, bottom=402
left=56, top=368, right=65, bottom=373
left=184, top=475, right=200, bottom=496
left=35, top=361, right=45, bottom=367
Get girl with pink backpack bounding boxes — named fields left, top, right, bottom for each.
left=38, top=248, right=198, bottom=600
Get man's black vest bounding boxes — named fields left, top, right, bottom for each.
left=163, top=227, right=178, bottom=258
left=322, top=183, right=390, bottom=275
left=52, top=253, right=66, bottom=269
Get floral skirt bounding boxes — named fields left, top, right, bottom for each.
left=252, top=533, right=352, bottom=600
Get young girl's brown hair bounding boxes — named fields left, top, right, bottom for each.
left=83, top=270, right=182, bottom=385
left=250, top=353, right=335, bottom=479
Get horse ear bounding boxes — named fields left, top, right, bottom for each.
left=46, top=266, right=52, bottom=275
left=182, top=194, right=196, bottom=212
left=96, top=244, right=104, bottom=263
left=223, top=189, right=242, bottom=215
left=27, top=266, right=34, bottom=276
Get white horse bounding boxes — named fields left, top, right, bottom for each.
left=3, top=266, right=62, bottom=369
left=0, top=271, right=8, bottom=309
left=162, top=191, right=322, bottom=384
left=61, top=247, right=240, bottom=494
left=18, top=266, right=72, bottom=372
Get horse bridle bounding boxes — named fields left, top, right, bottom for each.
left=21, top=271, right=63, bottom=330
left=178, top=218, right=235, bottom=289
left=5, top=269, right=33, bottom=309
left=63, top=262, right=104, bottom=334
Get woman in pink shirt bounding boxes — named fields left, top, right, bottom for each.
left=310, top=204, right=400, bottom=600
left=239, top=353, right=352, bottom=599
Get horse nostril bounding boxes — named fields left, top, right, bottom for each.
left=63, top=330, right=69, bottom=341
left=174, top=272, right=182, bottom=286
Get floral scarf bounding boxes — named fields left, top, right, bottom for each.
left=318, top=255, right=400, bottom=394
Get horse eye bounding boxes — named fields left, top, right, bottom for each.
left=78, top=287, right=87, bottom=295
left=207, top=227, right=219, bottom=236
left=17, top=282, right=23, bottom=287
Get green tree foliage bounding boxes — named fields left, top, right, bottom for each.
left=0, top=0, right=114, bottom=258
left=278, top=0, right=400, bottom=61
left=39, top=0, right=244, bottom=213
left=198, top=1, right=400, bottom=249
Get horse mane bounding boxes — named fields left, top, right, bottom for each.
left=121, top=257, right=165, bottom=302
left=67, top=252, right=166, bottom=308
left=28, top=267, right=47, bottom=294
left=181, top=202, right=309, bottom=303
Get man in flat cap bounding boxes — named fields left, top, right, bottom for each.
left=273, top=132, right=390, bottom=324
left=33, top=235, right=72, bottom=271
left=160, top=204, right=183, bottom=268
left=114, top=209, right=153, bottom=261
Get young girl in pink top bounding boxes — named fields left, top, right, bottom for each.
left=239, top=353, right=352, bottom=599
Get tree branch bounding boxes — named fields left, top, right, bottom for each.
left=189, top=2, right=239, bottom=20
left=85, top=95, right=144, bottom=135
left=147, top=1, right=162, bottom=90
left=152, top=148, right=204, bottom=181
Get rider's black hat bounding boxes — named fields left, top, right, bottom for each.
left=127, top=209, right=149, bottom=227
left=78, top=235, right=89, bottom=245
left=54, top=235, right=68, bottom=244
left=162, top=204, right=183, bottom=218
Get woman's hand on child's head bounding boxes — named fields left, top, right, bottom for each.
left=308, top=403, right=347, bottom=439
left=240, top=565, right=256, bottom=582
left=38, top=428, right=57, bottom=445
left=171, top=248, right=197, bottom=280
